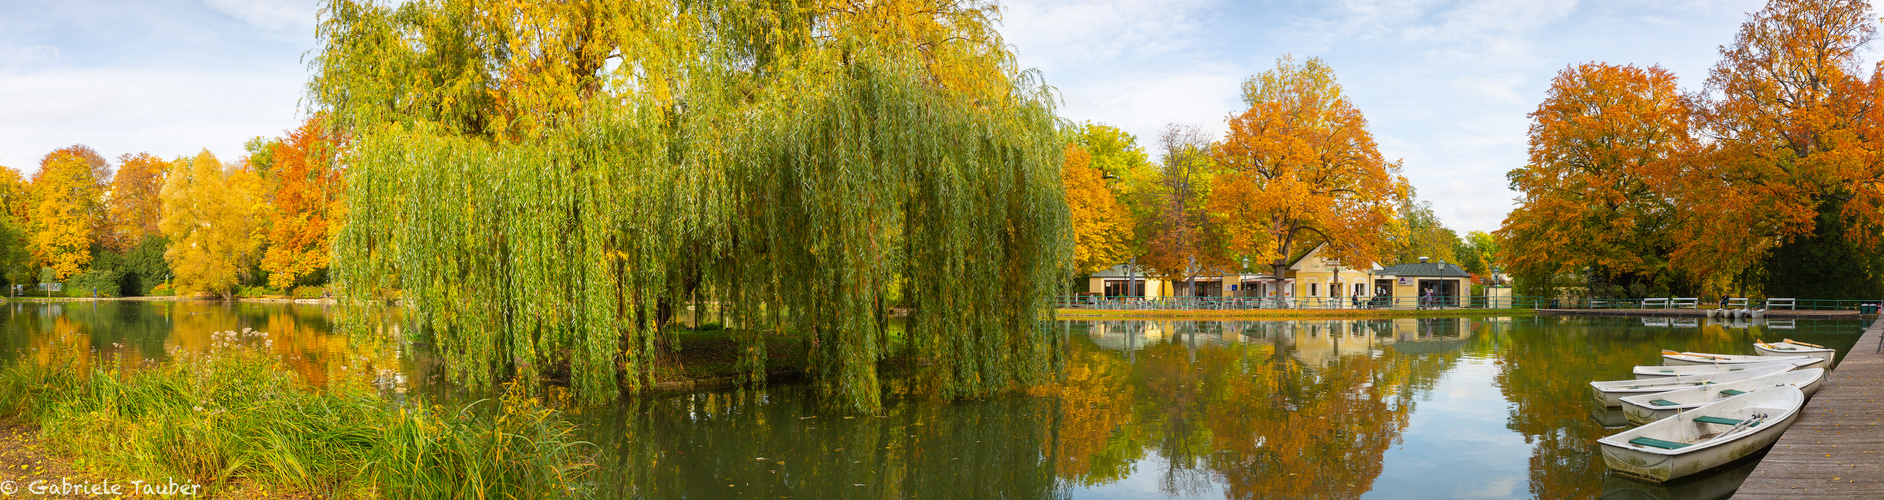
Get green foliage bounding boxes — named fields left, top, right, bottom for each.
left=243, top=136, right=279, bottom=179
left=119, top=235, right=171, bottom=296
left=1071, top=122, right=1153, bottom=183
left=290, top=286, right=329, bottom=299
left=1758, top=200, right=1884, bottom=300
left=1389, top=193, right=1459, bottom=265
left=314, top=1, right=1073, bottom=412
left=1453, top=231, right=1500, bottom=277
left=0, top=333, right=595, bottom=497
left=0, top=213, right=30, bottom=287
left=66, top=268, right=121, bottom=298
left=237, top=285, right=284, bottom=298
left=79, top=235, right=171, bottom=296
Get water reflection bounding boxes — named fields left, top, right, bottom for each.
left=0, top=300, right=401, bottom=389
left=0, top=303, right=1867, bottom=499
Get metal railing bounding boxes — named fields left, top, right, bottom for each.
left=1056, top=295, right=1502, bottom=311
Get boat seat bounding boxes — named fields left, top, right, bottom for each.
left=1693, top=416, right=1743, bottom=426
left=1629, top=437, right=1690, bottom=449
left=1650, top=399, right=1680, bottom=407
left=1719, top=389, right=1746, bottom=396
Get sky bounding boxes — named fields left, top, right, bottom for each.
left=0, top=0, right=1835, bottom=233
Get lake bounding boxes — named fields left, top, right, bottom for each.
left=0, top=301, right=1863, bottom=499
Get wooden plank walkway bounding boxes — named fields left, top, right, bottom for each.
left=1735, top=318, right=1884, bottom=498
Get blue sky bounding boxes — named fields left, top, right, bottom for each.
left=0, top=0, right=1828, bottom=233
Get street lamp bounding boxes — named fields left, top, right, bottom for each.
left=1240, top=256, right=1250, bottom=298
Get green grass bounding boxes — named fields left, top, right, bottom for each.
left=0, top=331, right=596, bottom=498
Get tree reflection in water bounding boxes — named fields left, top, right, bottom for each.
left=1045, top=318, right=1459, bottom=499
left=6, top=304, right=1863, bottom=498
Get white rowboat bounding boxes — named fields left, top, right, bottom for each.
left=1590, top=364, right=1792, bottom=407
left=1619, top=368, right=1823, bottom=425
left=1631, top=359, right=1809, bottom=379
left=1752, top=339, right=1835, bottom=365
left=1599, top=386, right=1804, bottom=483
left=1660, top=350, right=1824, bottom=370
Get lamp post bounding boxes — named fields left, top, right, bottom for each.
left=1241, top=257, right=1250, bottom=299
left=1331, top=261, right=1342, bottom=309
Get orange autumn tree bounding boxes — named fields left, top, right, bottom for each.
left=30, top=146, right=111, bottom=279
left=1210, top=56, right=1407, bottom=284
left=1063, top=143, right=1134, bottom=275
left=1499, top=63, right=1695, bottom=298
left=1678, top=0, right=1884, bottom=299
left=109, top=153, right=169, bottom=248
left=261, top=116, right=345, bottom=290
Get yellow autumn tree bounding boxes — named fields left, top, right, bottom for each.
left=1063, top=143, right=1134, bottom=275
left=160, top=151, right=263, bottom=297
left=0, top=165, right=27, bottom=221
left=30, top=146, right=110, bottom=279
left=1210, top=56, right=1408, bottom=280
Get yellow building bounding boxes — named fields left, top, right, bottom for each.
left=1081, top=244, right=1476, bottom=308
left=1228, top=243, right=1378, bottom=305
left=1084, top=264, right=1168, bottom=298
left=1374, top=257, right=1472, bottom=308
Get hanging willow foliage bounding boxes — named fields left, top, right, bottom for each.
left=313, top=0, right=1071, bottom=412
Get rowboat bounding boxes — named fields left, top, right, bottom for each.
left=1599, top=385, right=1804, bottom=483
left=1660, top=350, right=1824, bottom=370
left=1753, top=339, right=1836, bottom=364
left=1619, top=368, right=1823, bottom=425
left=1631, top=359, right=1808, bottom=379
left=1590, top=364, right=1792, bottom=407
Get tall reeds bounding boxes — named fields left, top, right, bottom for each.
left=0, top=330, right=595, bottom=498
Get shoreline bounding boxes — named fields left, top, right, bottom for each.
left=3, top=295, right=339, bottom=305
left=1055, top=307, right=1536, bottom=320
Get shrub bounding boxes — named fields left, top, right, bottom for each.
left=290, top=286, right=329, bottom=300
left=236, top=285, right=283, bottom=298
left=66, top=269, right=123, bottom=298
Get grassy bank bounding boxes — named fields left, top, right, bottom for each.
left=1055, top=307, right=1536, bottom=320
left=0, top=331, right=595, bottom=498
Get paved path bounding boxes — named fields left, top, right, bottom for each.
left=1735, top=318, right=1884, bottom=498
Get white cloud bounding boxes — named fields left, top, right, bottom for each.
left=202, top=0, right=318, bottom=32
left=0, top=43, right=63, bottom=71
left=1056, top=68, right=1245, bottom=154
left=0, top=66, right=304, bottom=170
left=1001, top=0, right=1219, bottom=70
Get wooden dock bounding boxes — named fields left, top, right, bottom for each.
left=1735, top=318, right=1884, bottom=498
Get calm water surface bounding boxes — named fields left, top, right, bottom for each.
left=0, top=301, right=1865, bottom=499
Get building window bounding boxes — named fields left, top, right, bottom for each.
left=1310, top=283, right=1319, bottom=296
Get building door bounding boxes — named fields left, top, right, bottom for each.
left=1417, top=279, right=1460, bottom=307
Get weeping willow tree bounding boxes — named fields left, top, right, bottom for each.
left=312, top=0, right=1071, bottom=412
